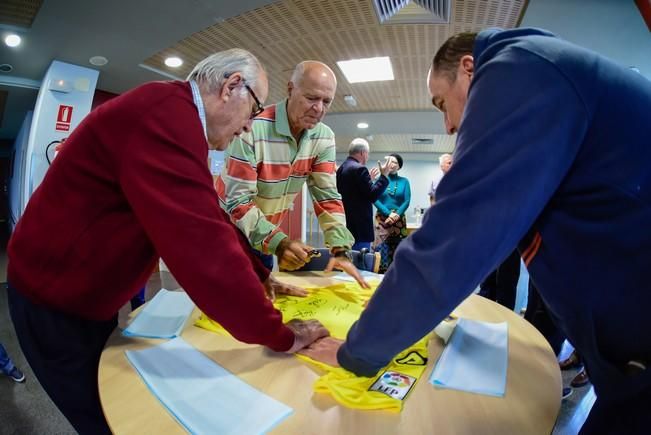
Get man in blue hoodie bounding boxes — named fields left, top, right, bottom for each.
left=302, top=28, right=651, bottom=433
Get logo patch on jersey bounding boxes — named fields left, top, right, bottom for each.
left=395, top=351, right=428, bottom=366
left=369, top=371, right=416, bottom=400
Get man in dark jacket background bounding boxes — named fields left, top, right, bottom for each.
left=336, top=138, right=393, bottom=251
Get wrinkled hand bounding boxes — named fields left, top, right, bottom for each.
left=384, top=212, right=400, bottom=225
left=285, top=319, right=330, bottom=353
left=276, top=238, right=313, bottom=271
left=263, top=275, right=308, bottom=301
left=369, top=166, right=380, bottom=180
left=378, top=157, right=392, bottom=177
left=298, top=337, right=343, bottom=367
left=324, top=256, right=371, bottom=289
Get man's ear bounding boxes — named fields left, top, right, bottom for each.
left=459, top=55, right=474, bottom=77
left=287, top=81, right=294, bottom=98
left=220, top=72, right=243, bottom=101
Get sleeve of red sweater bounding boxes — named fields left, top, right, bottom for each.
left=115, top=87, right=291, bottom=351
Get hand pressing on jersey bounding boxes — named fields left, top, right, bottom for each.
left=298, top=336, right=344, bottom=367
left=325, top=250, right=371, bottom=289
left=276, top=238, right=314, bottom=271
left=285, top=319, right=330, bottom=353
left=263, top=275, right=308, bottom=301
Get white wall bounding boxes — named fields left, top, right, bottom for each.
left=336, top=152, right=442, bottom=224
left=522, top=0, right=651, bottom=80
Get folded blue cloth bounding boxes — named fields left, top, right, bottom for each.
left=429, top=318, right=508, bottom=397
left=126, top=337, right=293, bottom=435
left=123, top=289, right=195, bottom=339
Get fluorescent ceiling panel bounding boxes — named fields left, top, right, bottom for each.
left=336, top=56, right=394, bottom=83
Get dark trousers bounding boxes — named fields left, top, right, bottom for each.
left=479, top=249, right=521, bottom=310
left=352, top=241, right=371, bottom=251
left=7, top=284, right=116, bottom=435
left=580, top=386, right=651, bottom=434
left=524, top=280, right=565, bottom=356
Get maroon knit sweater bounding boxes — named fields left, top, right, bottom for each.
left=8, top=81, right=294, bottom=351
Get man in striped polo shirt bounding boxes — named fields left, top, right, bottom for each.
left=217, top=61, right=369, bottom=288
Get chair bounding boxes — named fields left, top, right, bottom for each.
left=293, top=248, right=381, bottom=273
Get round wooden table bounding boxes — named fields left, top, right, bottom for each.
left=99, top=272, right=561, bottom=434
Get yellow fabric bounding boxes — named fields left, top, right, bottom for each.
left=195, top=282, right=376, bottom=340
left=195, top=281, right=428, bottom=411
left=302, top=335, right=430, bottom=411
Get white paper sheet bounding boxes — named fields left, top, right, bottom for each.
left=126, top=337, right=293, bottom=435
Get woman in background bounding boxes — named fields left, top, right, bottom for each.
left=373, top=153, right=411, bottom=273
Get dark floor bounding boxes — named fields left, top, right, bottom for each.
left=0, top=255, right=593, bottom=435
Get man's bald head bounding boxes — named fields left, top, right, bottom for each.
left=290, top=61, right=337, bottom=89
left=286, top=61, right=337, bottom=139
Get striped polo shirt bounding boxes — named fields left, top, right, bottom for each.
left=216, top=99, right=354, bottom=255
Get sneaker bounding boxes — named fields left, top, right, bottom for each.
left=7, top=367, right=25, bottom=383
left=562, top=387, right=573, bottom=400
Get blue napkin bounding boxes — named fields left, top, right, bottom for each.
left=123, top=289, right=195, bottom=339
left=429, top=318, right=508, bottom=397
left=126, top=337, right=293, bottom=435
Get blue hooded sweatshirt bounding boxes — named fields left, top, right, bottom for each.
left=338, top=27, right=651, bottom=406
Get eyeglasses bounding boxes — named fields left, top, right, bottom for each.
left=243, top=82, right=264, bottom=119
left=223, top=73, right=265, bottom=119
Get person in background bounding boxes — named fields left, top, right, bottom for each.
left=0, top=342, right=25, bottom=383
left=336, top=138, right=393, bottom=251
left=302, top=28, right=651, bottom=434
left=7, top=49, right=328, bottom=435
left=479, top=249, right=520, bottom=310
left=373, top=153, right=410, bottom=273
left=217, top=60, right=368, bottom=287
left=428, top=153, right=452, bottom=205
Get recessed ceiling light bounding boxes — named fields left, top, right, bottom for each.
left=165, top=57, right=183, bottom=68
left=4, top=34, right=21, bottom=48
left=89, top=56, right=108, bottom=66
left=357, top=122, right=369, bottom=129
left=337, top=56, right=394, bottom=83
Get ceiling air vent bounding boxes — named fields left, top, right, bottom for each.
left=373, top=0, right=450, bottom=25
left=411, top=137, right=434, bottom=145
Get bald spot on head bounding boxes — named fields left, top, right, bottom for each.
left=290, top=61, right=337, bottom=90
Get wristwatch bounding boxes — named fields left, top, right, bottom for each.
left=333, top=249, right=353, bottom=262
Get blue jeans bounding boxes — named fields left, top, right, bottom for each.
left=0, top=342, right=16, bottom=374
left=352, top=241, right=372, bottom=251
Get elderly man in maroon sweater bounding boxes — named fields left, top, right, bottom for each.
left=6, top=49, right=328, bottom=434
